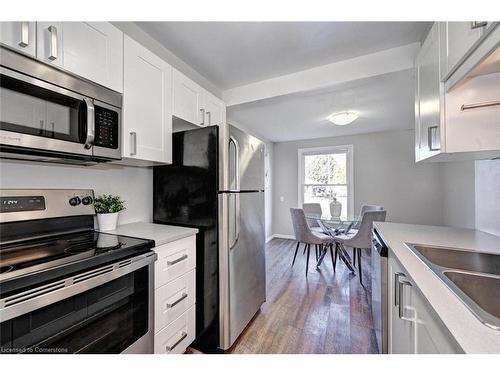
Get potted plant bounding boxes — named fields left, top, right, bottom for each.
left=94, top=194, right=126, bottom=231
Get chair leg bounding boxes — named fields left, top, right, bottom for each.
left=353, top=248, right=357, bottom=267
left=315, top=244, right=319, bottom=262
left=334, top=243, right=339, bottom=272
left=303, top=243, right=307, bottom=254
left=329, top=243, right=336, bottom=272
left=306, top=244, right=311, bottom=276
left=358, top=248, right=363, bottom=286
left=292, top=242, right=300, bottom=267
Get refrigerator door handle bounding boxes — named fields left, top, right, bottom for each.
left=229, top=136, right=241, bottom=249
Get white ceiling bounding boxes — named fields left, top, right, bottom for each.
left=136, top=22, right=431, bottom=90
left=226, top=69, right=415, bottom=142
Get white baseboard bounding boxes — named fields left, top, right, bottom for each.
left=266, top=235, right=274, bottom=243
left=272, top=233, right=296, bottom=240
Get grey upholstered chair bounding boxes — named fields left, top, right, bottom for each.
left=352, top=204, right=384, bottom=230
left=290, top=208, right=335, bottom=276
left=333, top=210, right=387, bottom=285
left=302, top=203, right=323, bottom=231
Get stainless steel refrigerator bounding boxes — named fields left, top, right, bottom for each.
left=153, top=123, right=266, bottom=352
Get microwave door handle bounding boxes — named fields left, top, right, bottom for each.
left=83, top=98, right=95, bottom=149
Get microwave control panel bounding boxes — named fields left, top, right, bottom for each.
left=94, top=106, right=119, bottom=149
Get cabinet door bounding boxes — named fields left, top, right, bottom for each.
left=0, top=22, right=36, bottom=57
left=123, top=35, right=172, bottom=164
left=445, top=22, right=484, bottom=76
left=388, top=256, right=414, bottom=354
left=204, top=92, right=226, bottom=126
left=36, top=22, right=64, bottom=68
left=61, top=22, right=123, bottom=92
left=412, top=287, right=461, bottom=354
left=172, top=69, right=205, bottom=126
left=415, top=23, right=442, bottom=162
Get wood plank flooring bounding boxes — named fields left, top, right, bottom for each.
left=227, top=238, right=379, bottom=354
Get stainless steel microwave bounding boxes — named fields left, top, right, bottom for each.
left=0, top=47, right=122, bottom=165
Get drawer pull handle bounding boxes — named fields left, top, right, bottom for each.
left=167, top=254, right=188, bottom=266
left=165, top=331, right=187, bottom=351
left=167, top=292, right=188, bottom=308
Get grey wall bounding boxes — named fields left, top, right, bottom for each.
left=272, top=129, right=444, bottom=236
left=0, top=160, right=152, bottom=225
left=440, top=161, right=476, bottom=229
left=475, top=159, right=500, bottom=236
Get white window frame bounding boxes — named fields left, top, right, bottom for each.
left=297, top=145, right=354, bottom=218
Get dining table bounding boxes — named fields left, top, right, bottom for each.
left=305, top=213, right=361, bottom=273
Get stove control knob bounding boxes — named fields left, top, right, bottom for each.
left=82, top=196, right=93, bottom=205
left=69, top=196, right=81, bottom=206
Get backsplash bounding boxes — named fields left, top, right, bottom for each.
left=0, top=160, right=153, bottom=225
left=475, top=159, right=500, bottom=236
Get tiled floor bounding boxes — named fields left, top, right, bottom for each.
left=227, top=238, right=379, bottom=354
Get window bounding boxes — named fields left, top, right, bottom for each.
left=298, top=145, right=353, bottom=219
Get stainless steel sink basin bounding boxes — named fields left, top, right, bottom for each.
left=406, top=243, right=500, bottom=330
left=444, top=271, right=500, bottom=329
left=411, top=245, right=500, bottom=276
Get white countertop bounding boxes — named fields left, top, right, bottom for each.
left=374, top=222, right=500, bottom=353
left=101, top=222, right=198, bottom=247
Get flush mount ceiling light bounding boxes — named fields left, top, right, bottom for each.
left=327, top=111, right=359, bottom=126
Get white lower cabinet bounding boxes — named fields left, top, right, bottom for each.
left=155, top=305, right=196, bottom=354
left=153, top=235, right=196, bottom=354
left=388, top=251, right=461, bottom=354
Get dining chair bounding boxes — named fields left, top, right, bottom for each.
left=290, top=208, right=335, bottom=276
left=333, top=210, right=387, bottom=285
left=352, top=204, right=384, bottom=230
left=302, top=203, right=324, bottom=259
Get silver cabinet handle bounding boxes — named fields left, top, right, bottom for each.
left=394, top=272, right=404, bottom=306
left=130, top=132, right=137, bottom=156
left=398, top=279, right=412, bottom=319
left=206, top=111, right=212, bottom=125
left=461, top=100, right=500, bottom=111
left=83, top=98, right=95, bottom=149
left=166, top=292, right=188, bottom=308
left=167, top=254, right=188, bottom=266
left=228, top=136, right=240, bottom=249
left=165, top=331, right=187, bottom=352
left=427, top=126, right=440, bottom=151
left=200, top=108, right=205, bottom=126
left=48, top=25, right=58, bottom=61
left=471, top=21, right=487, bottom=29
left=18, top=22, right=29, bottom=47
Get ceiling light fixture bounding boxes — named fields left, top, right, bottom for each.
left=327, top=111, right=359, bottom=126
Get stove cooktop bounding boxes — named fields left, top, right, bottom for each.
left=0, top=230, right=155, bottom=294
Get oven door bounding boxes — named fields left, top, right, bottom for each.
left=0, top=252, right=156, bottom=354
left=0, top=66, right=94, bottom=157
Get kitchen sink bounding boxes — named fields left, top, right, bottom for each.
left=411, top=245, right=500, bottom=276
left=406, top=243, right=500, bottom=330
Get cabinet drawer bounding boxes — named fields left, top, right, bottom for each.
left=155, top=269, right=195, bottom=333
left=154, top=236, right=196, bottom=287
left=154, top=305, right=195, bottom=354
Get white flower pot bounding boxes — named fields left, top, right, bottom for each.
left=97, top=212, right=120, bottom=231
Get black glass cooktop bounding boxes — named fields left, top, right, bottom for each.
left=0, top=231, right=154, bottom=290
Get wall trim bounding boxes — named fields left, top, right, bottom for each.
left=272, top=233, right=296, bottom=240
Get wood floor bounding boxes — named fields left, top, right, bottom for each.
left=227, top=238, right=379, bottom=354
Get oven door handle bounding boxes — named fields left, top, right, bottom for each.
left=83, top=97, right=95, bottom=150
left=0, top=252, right=157, bottom=322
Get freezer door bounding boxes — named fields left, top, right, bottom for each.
left=221, top=124, right=265, bottom=192
left=218, top=191, right=266, bottom=350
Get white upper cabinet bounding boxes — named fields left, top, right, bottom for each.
left=61, top=22, right=124, bottom=93
left=204, top=91, right=226, bottom=126
left=173, top=68, right=226, bottom=127
left=0, top=22, right=36, bottom=57
left=36, top=22, right=64, bottom=68
left=440, top=22, right=489, bottom=80
left=415, top=23, right=442, bottom=162
left=122, top=35, right=172, bottom=165
left=173, top=69, right=205, bottom=126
